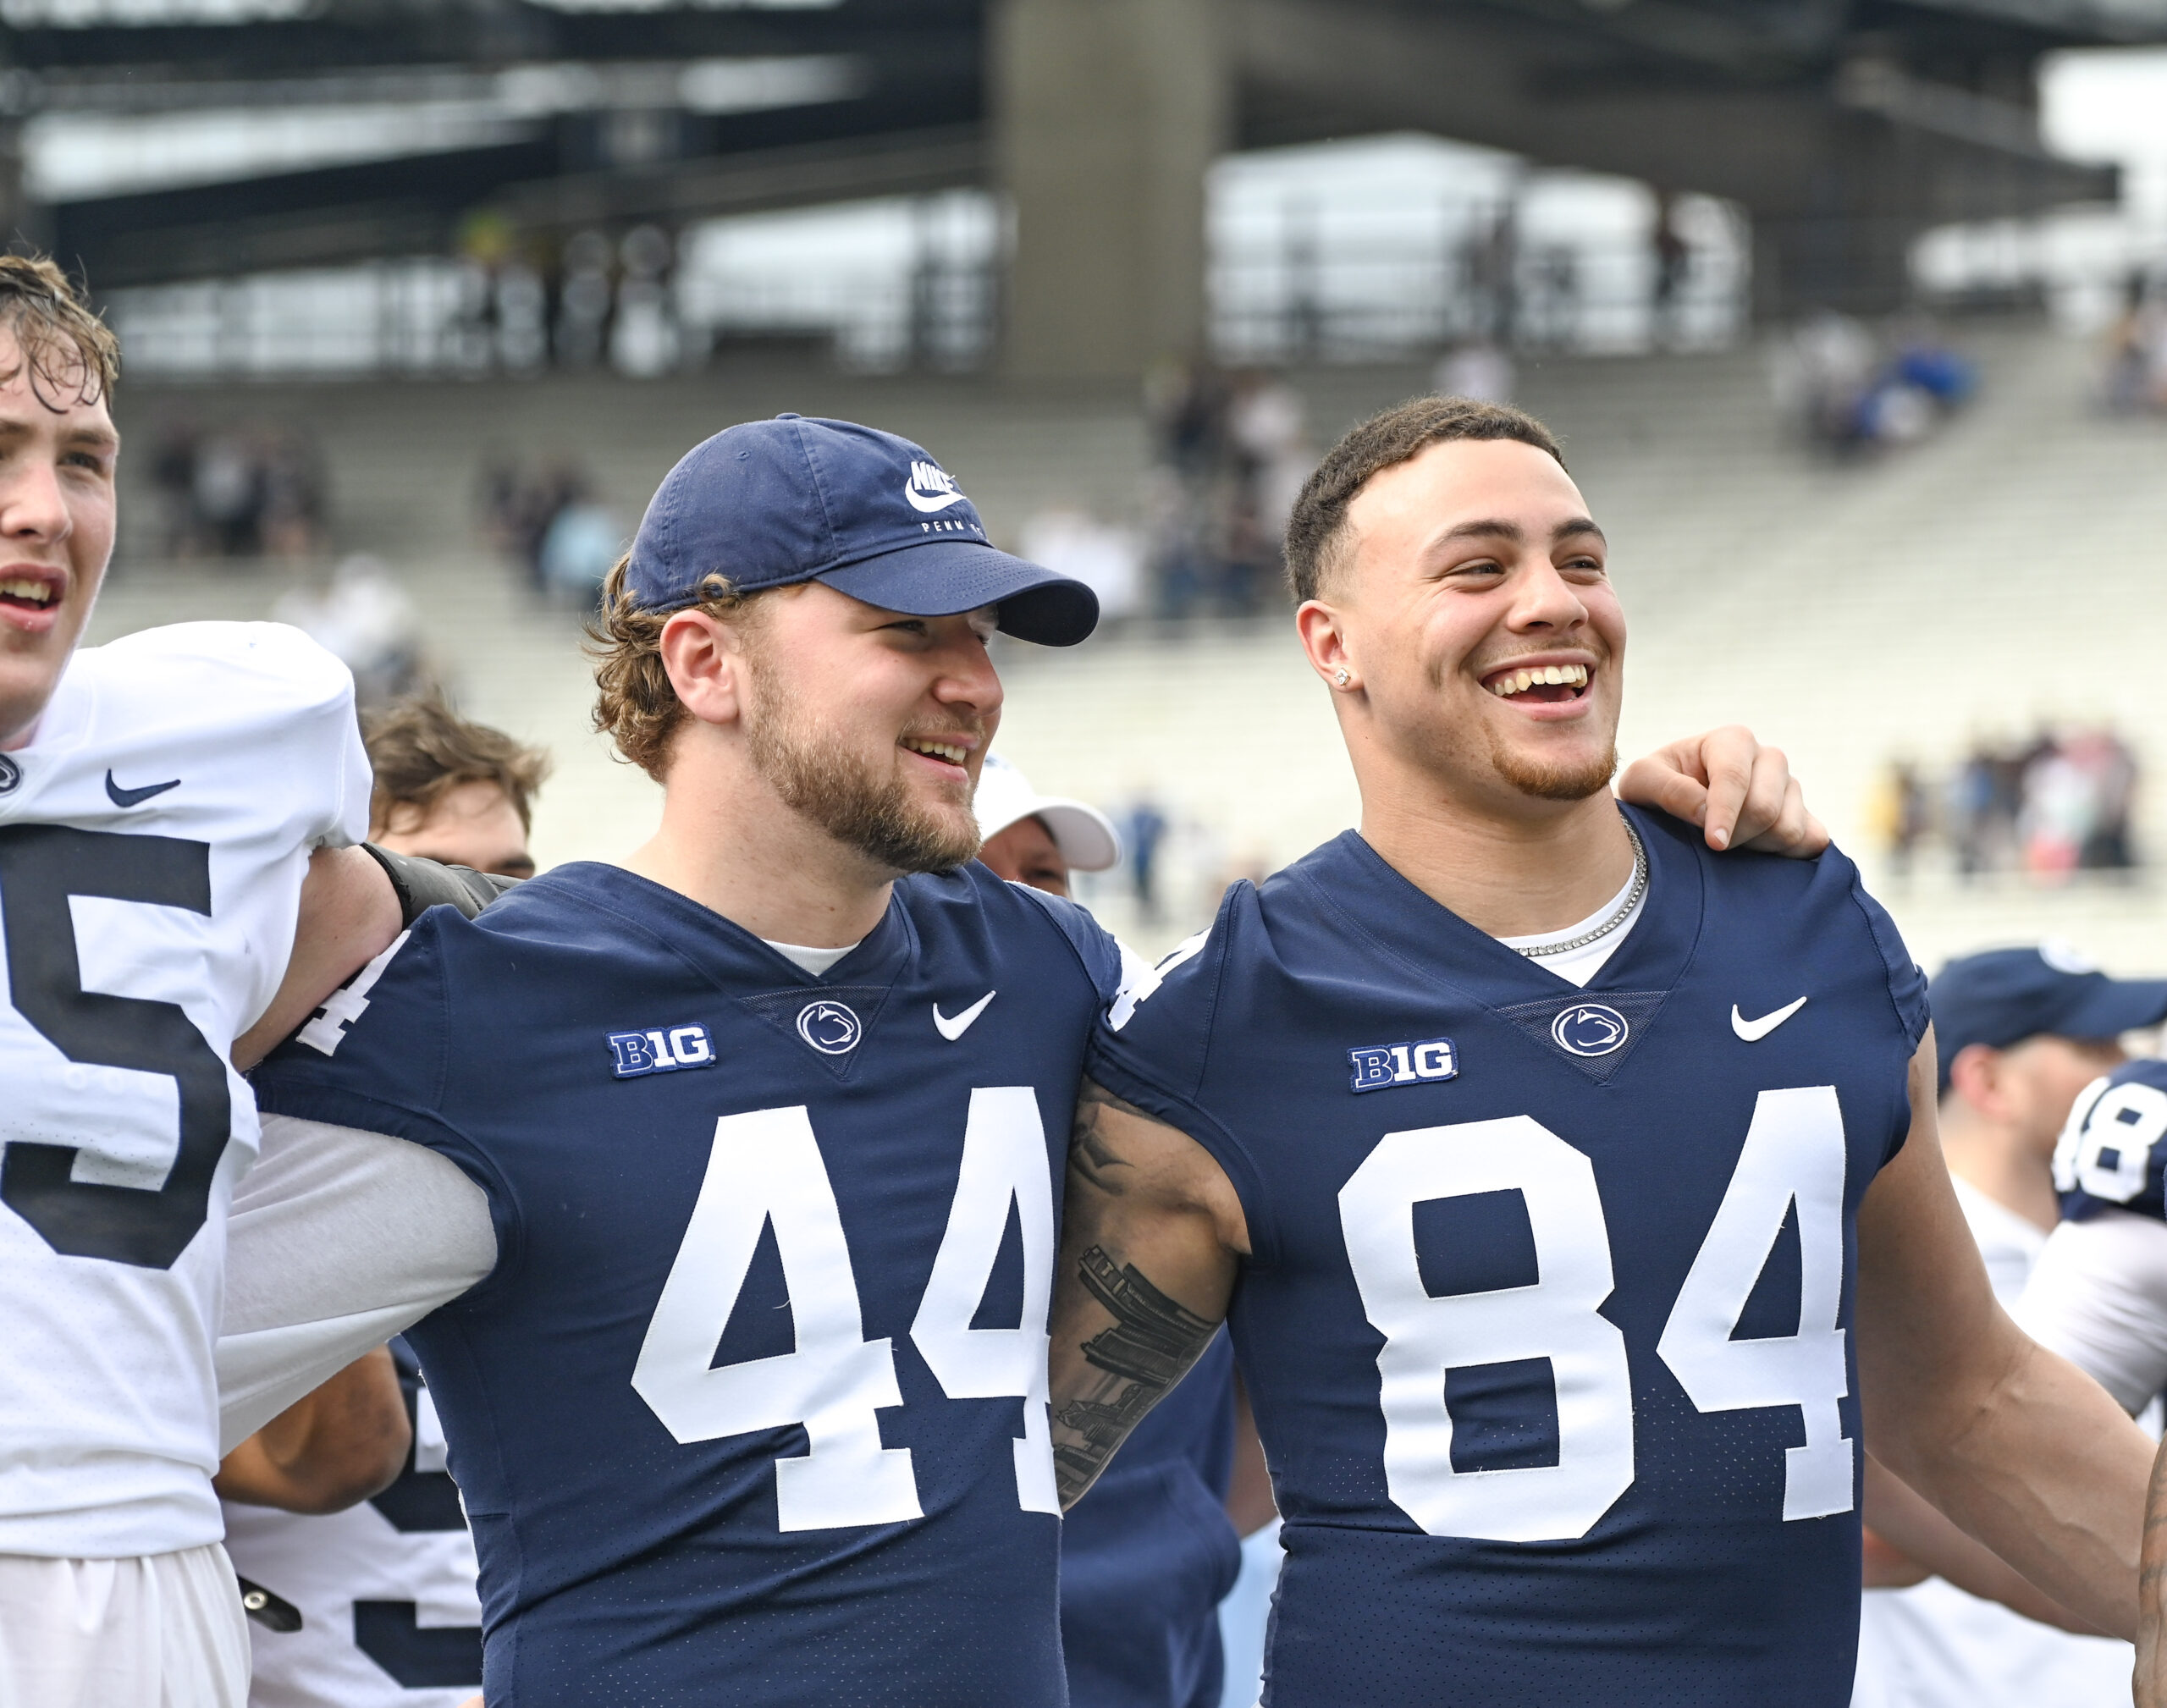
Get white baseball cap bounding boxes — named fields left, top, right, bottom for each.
left=973, top=755, right=1122, bottom=873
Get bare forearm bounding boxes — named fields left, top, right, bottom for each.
left=1876, top=1337, right=2148, bottom=1640
left=1864, top=1453, right=2104, bottom=1634
left=2138, top=1436, right=2167, bottom=1705
left=1049, top=1082, right=1238, bottom=1509
left=214, top=1346, right=410, bottom=1514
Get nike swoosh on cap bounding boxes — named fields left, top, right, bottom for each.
left=106, top=769, right=180, bottom=809
left=934, top=991, right=996, bottom=1040
left=1732, top=996, right=1808, bottom=1042
left=904, top=482, right=969, bottom=515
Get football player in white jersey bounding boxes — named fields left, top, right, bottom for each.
left=0, top=255, right=480, bottom=1708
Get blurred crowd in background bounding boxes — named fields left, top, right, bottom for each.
left=146, top=420, right=328, bottom=559
left=477, top=454, right=625, bottom=606
left=1874, top=727, right=2142, bottom=881
left=1769, top=312, right=1977, bottom=451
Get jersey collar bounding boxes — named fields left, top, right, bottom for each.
left=1293, top=803, right=1707, bottom=1013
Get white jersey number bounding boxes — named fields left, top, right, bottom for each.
left=631, top=1089, right=1056, bottom=1531
left=2055, top=1077, right=2167, bottom=1206
left=1340, top=1087, right=1852, bottom=1541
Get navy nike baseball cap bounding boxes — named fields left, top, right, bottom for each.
left=625, top=414, right=1099, bottom=647
left=1930, top=943, right=2167, bottom=1092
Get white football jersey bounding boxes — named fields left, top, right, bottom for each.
left=223, top=1370, right=482, bottom=1708
left=0, top=621, right=368, bottom=1558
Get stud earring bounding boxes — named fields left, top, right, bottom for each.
left=1334, top=668, right=1351, bottom=687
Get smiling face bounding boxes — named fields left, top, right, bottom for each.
left=1301, top=436, right=1624, bottom=820
left=728, top=581, right=1002, bottom=875
left=0, top=325, right=119, bottom=749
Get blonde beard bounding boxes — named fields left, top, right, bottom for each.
left=744, top=663, right=982, bottom=874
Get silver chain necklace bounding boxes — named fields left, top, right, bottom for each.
left=1512, top=818, right=1648, bottom=959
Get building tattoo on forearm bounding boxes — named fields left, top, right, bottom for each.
left=1052, top=1245, right=1216, bottom=1500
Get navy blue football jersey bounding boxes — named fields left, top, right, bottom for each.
left=2056, top=1058, right=2167, bottom=1225
left=1087, top=809, right=1928, bottom=1708
left=254, top=860, right=1124, bottom=1707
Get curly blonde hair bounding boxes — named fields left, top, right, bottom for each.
left=589, top=554, right=769, bottom=780
left=0, top=253, right=119, bottom=410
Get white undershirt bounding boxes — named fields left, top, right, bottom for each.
left=762, top=939, right=863, bottom=977
left=1494, top=862, right=1647, bottom=988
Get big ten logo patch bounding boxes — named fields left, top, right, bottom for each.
left=609, top=1023, right=715, bottom=1079
left=1348, top=1037, right=1457, bottom=1094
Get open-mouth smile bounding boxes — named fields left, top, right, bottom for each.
left=1482, top=660, right=1591, bottom=704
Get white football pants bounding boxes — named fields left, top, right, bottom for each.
left=0, top=1542, right=249, bottom=1708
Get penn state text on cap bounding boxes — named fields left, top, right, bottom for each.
left=972, top=755, right=1122, bottom=873
left=1929, top=941, right=2167, bottom=1091
left=626, top=414, right=1099, bottom=647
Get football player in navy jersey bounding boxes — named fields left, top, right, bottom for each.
left=1056, top=395, right=2156, bottom=1707
left=219, top=410, right=1824, bottom=1708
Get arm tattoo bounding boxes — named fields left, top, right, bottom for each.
left=1068, top=1081, right=1155, bottom=1197
left=1050, top=1245, right=1217, bottom=1505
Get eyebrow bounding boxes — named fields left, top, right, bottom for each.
left=0, top=418, right=120, bottom=453
left=1436, top=515, right=1607, bottom=547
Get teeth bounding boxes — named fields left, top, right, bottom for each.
left=904, top=738, right=967, bottom=763
left=0, top=579, right=52, bottom=604
left=1490, top=663, right=1588, bottom=697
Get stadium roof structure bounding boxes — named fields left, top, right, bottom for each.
left=0, top=0, right=2154, bottom=367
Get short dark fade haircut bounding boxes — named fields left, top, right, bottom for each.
left=363, top=696, right=553, bottom=836
left=0, top=253, right=119, bottom=410
left=1283, top=395, right=1565, bottom=603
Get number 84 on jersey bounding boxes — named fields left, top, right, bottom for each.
left=1341, top=1085, right=1852, bottom=1543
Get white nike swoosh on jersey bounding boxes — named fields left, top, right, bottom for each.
left=934, top=990, right=996, bottom=1040
left=1732, top=996, right=1808, bottom=1042
left=904, top=482, right=968, bottom=514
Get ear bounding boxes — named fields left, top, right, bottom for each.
left=657, top=609, right=753, bottom=730
left=1944, top=1042, right=2006, bottom=1118
left=1296, top=598, right=1359, bottom=694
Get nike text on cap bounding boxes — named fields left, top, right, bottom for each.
left=1929, top=942, right=2167, bottom=1092
left=625, top=414, right=1099, bottom=647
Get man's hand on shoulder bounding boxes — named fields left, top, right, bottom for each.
left=1618, top=725, right=1828, bottom=857
left=1050, top=1080, right=1247, bottom=1509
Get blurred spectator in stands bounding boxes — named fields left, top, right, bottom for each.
left=1926, top=729, right=2141, bottom=881
left=366, top=696, right=551, bottom=879
left=1773, top=312, right=1975, bottom=454
left=1869, top=759, right=1933, bottom=879
left=1464, top=200, right=1519, bottom=344
left=1144, top=361, right=1310, bottom=619
left=1123, top=792, right=1171, bottom=924
left=478, top=454, right=593, bottom=591
left=1652, top=192, right=1691, bottom=350
left=273, top=554, right=432, bottom=710
left=1020, top=507, right=1144, bottom=627
left=1433, top=339, right=1515, bottom=405
left=148, top=421, right=327, bottom=559
left=973, top=755, right=1122, bottom=901
left=2103, top=274, right=2167, bottom=413
left=538, top=489, right=625, bottom=609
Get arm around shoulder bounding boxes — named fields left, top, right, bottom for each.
left=1049, top=1079, right=1249, bottom=1510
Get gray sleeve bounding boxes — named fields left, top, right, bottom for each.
left=218, top=1113, right=497, bottom=1452
left=2013, top=1209, right=2167, bottom=1416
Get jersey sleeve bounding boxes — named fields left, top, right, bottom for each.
left=1842, top=862, right=1930, bottom=1054
left=1010, top=882, right=1127, bottom=1007
left=113, top=620, right=370, bottom=849
left=252, top=910, right=523, bottom=1281
left=1085, top=886, right=1278, bottom=1257
left=2015, top=1209, right=2167, bottom=1415
left=218, top=1114, right=497, bottom=1451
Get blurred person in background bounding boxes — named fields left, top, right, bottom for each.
left=273, top=555, right=432, bottom=711
left=220, top=700, right=545, bottom=1708
left=1432, top=340, right=1515, bottom=405
left=1123, top=791, right=1170, bottom=924
left=974, top=755, right=1276, bottom=1708
left=1852, top=945, right=2167, bottom=1708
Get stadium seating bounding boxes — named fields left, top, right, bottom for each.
left=91, top=321, right=2167, bottom=967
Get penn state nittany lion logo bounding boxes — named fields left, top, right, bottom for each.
left=796, top=1000, right=863, bottom=1056
left=1552, top=1002, right=1629, bottom=1058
